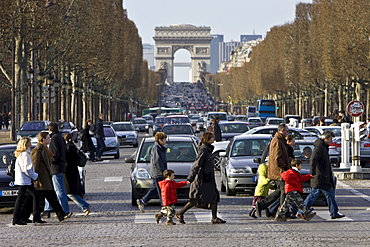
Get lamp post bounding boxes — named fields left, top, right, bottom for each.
left=26, top=67, right=34, bottom=121
left=47, top=74, right=54, bottom=120
left=37, top=70, right=44, bottom=120
left=53, top=77, right=60, bottom=121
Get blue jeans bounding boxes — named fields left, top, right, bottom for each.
left=68, top=194, right=90, bottom=212
left=44, top=173, right=70, bottom=213
left=141, top=177, right=163, bottom=205
left=304, top=187, right=338, bottom=217
left=96, top=137, right=106, bottom=158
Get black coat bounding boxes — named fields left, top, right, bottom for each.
left=49, top=131, right=67, bottom=175
left=95, top=118, right=105, bottom=138
left=213, top=122, right=222, bottom=141
left=187, top=143, right=219, bottom=204
left=81, top=125, right=95, bottom=152
left=309, top=138, right=335, bottom=190
left=65, top=142, right=83, bottom=195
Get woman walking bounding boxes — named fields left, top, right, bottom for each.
left=80, top=120, right=96, bottom=162
left=31, top=132, right=66, bottom=222
left=64, top=134, right=91, bottom=216
left=175, top=132, right=226, bottom=224
left=12, top=137, right=43, bottom=225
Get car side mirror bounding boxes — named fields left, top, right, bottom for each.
left=254, top=158, right=261, bottom=164
left=125, top=157, right=135, bottom=163
left=219, top=151, right=227, bottom=157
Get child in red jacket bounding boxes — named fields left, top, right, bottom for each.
left=156, top=169, right=189, bottom=225
left=275, top=159, right=316, bottom=222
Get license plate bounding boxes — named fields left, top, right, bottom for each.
left=120, top=138, right=126, bottom=142
left=253, top=176, right=257, bottom=182
left=303, top=187, right=311, bottom=193
left=0, top=190, right=18, bottom=196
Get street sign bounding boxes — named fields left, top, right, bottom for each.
left=347, top=100, right=364, bottom=117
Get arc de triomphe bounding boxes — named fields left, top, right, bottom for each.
left=153, top=24, right=212, bottom=82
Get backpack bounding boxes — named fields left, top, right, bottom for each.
left=6, top=157, right=16, bottom=179
left=77, top=149, right=87, bottom=167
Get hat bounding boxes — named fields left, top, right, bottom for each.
left=321, top=130, right=335, bottom=139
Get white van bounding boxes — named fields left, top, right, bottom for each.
left=206, top=112, right=228, bottom=127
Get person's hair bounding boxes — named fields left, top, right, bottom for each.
left=99, top=113, right=104, bottom=118
left=154, top=132, right=167, bottom=142
left=285, top=134, right=295, bottom=142
left=339, top=110, right=345, bottom=114
left=277, top=123, right=287, bottom=132
left=199, top=132, right=215, bottom=146
left=14, top=137, right=30, bottom=157
left=163, top=169, right=175, bottom=178
left=85, top=119, right=92, bottom=127
left=64, top=133, right=73, bottom=143
left=38, top=131, right=50, bottom=143
left=291, top=159, right=303, bottom=167
left=303, top=146, right=312, bottom=152
left=49, top=122, right=58, bottom=132
left=320, top=130, right=335, bottom=139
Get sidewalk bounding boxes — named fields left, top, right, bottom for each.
left=0, top=129, right=15, bottom=144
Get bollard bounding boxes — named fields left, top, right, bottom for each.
left=340, top=123, right=351, bottom=169
left=350, top=122, right=363, bottom=173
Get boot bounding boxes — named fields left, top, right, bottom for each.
left=155, top=213, right=162, bottom=224
left=166, top=219, right=176, bottom=225
left=249, top=208, right=257, bottom=218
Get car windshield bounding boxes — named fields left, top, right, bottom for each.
left=155, top=118, right=165, bottom=124
left=248, top=119, right=262, bottom=123
left=220, top=124, right=250, bottom=133
left=230, top=139, right=270, bottom=157
left=112, top=124, right=134, bottom=131
left=104, top=127, right=116, bottom=137
left=143, top=116, right=153, bottom=120
left=268, top=119, right=284, bottom=125
left=208, top=114, right=227, bottom=121
left=162, top=126, right=194, bottom=135
left=58, top=122, right=72, bottom=130
left=0, top=147, right=16, bottom=168
left=20, top=122, right=46, bottom=131
left=293, top=144, right=314, bottom=163
left=236, top=116, right=247, bottom=121
left=165, top=117, right=190, bottom=124
left=138, top=141, right=197, bottom=162
left=133, top=120, right=146, bottom=124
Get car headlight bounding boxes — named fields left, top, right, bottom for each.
left=127, top=135, right=136, bottom=138
left=227, top=166, right=251, bottom=174
left=136, top=168, right=151, bottom=179
left=145, top=126, right=149, bottom=129
left=106, top=140, right=116, bottom=147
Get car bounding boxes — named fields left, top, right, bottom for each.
left=243, top=126, right=319, bottom=142
left=111, top=122, right=138, bottom=147
left=227, top=115, right=236, bottom=121
left=142, top=115, right=154, bottom=128
left=219, top=121, right=251, bottom=141
left=132, top=118, right=150, bottom=133
left=92, top=125, right=120, bottom=159
left=284, top=115, right=302, bottom=125
left=189, top=115, right=200, bottom=126
left=304, top=126, right=342, bottom=137
left=218, top=134, right=272, bottom=196
left=164, top=115, right=190, bottom=124
left=235, top=115, right=248, bottom=122
left=196, top=118, right=206, bottom=132
left=126, top=136, right=198, bottom=205
left=246, top=117, right=264, bottom=129
left=206, top=112, right=228, bottom=126
left=153, top=116, right=166, bottom=136
left=57, top=120, right=79, bottom=143
left=0, top=144, right=86, bottom=208
left=161, top=123, right=199, bottom=143
left=265, top=117, right=285, bottom=126
left=16, top=121, right=50, bottom=141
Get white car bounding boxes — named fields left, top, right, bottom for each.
left=111, top=122, right=138, bottom=147
left=92, top=125, right=120, bottom=159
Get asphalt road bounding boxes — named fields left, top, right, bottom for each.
left=1, top=130, right=370, bottom=246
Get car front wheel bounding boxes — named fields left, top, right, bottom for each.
left=213, top=151, right=222, bottom=170
left=226, top=182, right=236, bottom=196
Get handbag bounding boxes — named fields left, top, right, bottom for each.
left=77, top=149, right=87, bottom=167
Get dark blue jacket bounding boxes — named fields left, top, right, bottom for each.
left=49, top=131, right=67, bottom=175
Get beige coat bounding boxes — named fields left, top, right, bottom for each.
left=267, top=132, right=291, bottom=180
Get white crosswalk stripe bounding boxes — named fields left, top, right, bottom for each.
left=134, top=211, right=225, bottom=224
left=104, top=177, right=123, bottom=182
left=314, top=210, right=352, bottom=221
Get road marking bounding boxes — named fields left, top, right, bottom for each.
left=314, top=210, right=352, bottom=221
left=135, top=213, right=157, bottom=223
left=104, top=177, right=123, bottom=182
left=337, top=180, right=370, bottom=204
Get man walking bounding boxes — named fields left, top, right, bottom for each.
left=95, top=113, right=106, bottom=161
left=44, top=122, right=71, bottom=217
left=213, top=117, right=222, bottom=142
left=256, top=123, right=291, bottom=217
left=304, top=130, right=345, bottom=219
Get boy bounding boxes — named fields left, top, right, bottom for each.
left=275, top=159, right=316, bottom=222
left=156, top=169, right=189, bottom=225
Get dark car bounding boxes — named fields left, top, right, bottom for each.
left=219, top=121, right=250, bottom=141
left=58, top=121, right=79, bottom=143
left=153, top=116, right=166, bottom=136
left=132, top=118, right=150, bottom=133
left=16, top=121, right=50, bottom=142
left=161, top=123, right=199, bottom=143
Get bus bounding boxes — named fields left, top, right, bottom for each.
left=246, top=106, right=257, bottom=118
left=256, top=99, right=276, bottom=118
left=142, top=107, right=183, bottom=117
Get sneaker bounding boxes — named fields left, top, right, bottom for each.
left=136, top=199, right=145, bottom=213
left=83, top=208, right=91, bottom=217
left=155, top=214, right=162, bottom=224
left=211, top=217, right=226, bottom=224
left=166, top=220, right=176, bottom=225
left=330, top=214, right=345, bottom=219
left=249, top=208, right=257, bottom=219
left=304, top=211, right=316, bottom=221
left=265, top=209, right=272, bottom=218
left=296, top=213, right=306, bottom=219
left=275, top=215, right=287, bottom=222
left=175, top=213, right=185, bottom=224
left=64, top=212, right=73, bottom=219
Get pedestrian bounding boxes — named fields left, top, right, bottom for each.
left=136, top=132, right=168, bottom=213
left=95, top=113, right=106, bottom=161
left=81, top=120, right=96, bottom=162
left=275, top=159, right=316, bottom=221
left=207, top=119, right=214, bottom=132
left=175, top=132, right=226, bottom=224
left=249, top=157, right=274, bottom=218
left=155, top=169, right=189, bottom=225
left=255, top=123, right=291, bottom=217
left=303, top=130, right=345, bottom=219
left=3, top=112, right=10, bottom=130
left=213, top=117, right=222, bottom=142
left=0, top=113, right=3, bottom=129
left=64, top=133, right=91, bottom=217
left=317, top=118, right=326, bottom=126
left=338, top=110, right=352, bottom=124
left=43, top=122, right=72, bottom=218
left=285, top=134, right=295, bottom=159
left=12, top=137, right=43, bottom=225
left=30, top=131, right=66, bottom=222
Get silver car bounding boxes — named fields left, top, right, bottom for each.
left=92, top=125, right=120, bottom=159
left=126, top=136, right=197, bottom=206
left=111, top=122, right=138, bottom=147
left=219, top=134, right=271, bottom=196
left=132, top=118, right=149, bottom=133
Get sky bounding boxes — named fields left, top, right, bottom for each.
left=123, top=0, right=313, bottom=81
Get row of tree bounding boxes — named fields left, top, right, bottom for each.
left=0, top=0, right=162, bottom=135
left=206, top=0, right=369, bottom=119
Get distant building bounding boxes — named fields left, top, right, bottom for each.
left=219, top=41, right=243, bottom=65
left=240, top=34, right=262, bottom=42
left=210, top=34, right=224, bottom=74
left=143, top=43, right=155, bottom=70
